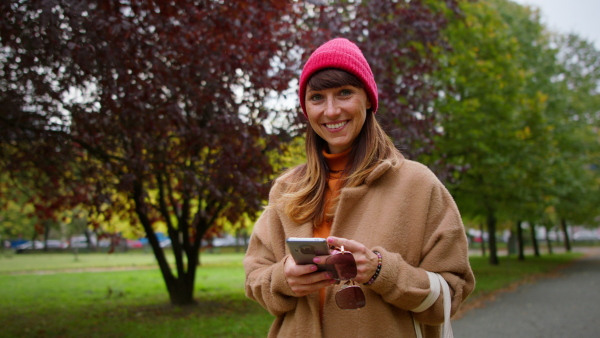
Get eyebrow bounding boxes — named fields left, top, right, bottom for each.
left=307, top=85, right=355, bottom=93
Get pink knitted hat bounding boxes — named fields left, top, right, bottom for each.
left=299, top=38, right=378, bottom=117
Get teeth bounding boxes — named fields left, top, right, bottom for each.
left=326, top=121, right=347, bottom=129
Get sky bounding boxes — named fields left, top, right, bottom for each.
left=512, top=0, right=600, bottom=49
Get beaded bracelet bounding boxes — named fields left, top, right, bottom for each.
left=364, top=251, right=382, bottom=285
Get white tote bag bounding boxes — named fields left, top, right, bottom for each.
left=412, top=272, right=453, bottom=338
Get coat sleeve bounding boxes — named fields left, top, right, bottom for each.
left=368, top=172, right=475, bottom=325
left=243, top=180, right=299, bottom=316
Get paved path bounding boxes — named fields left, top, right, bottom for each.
left=452, top=249, right=600, bottom=338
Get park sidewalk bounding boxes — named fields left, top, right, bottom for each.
left=452, top=247, right=600, bottom=337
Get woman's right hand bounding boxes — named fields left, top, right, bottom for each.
left=284, top=256, right=335, bottom=297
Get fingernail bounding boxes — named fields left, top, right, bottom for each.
left=310, top=265, right=317, bottom=271
left=327, top=238, right=334, bottom=244
left=313, top=257, right=321, bottom=264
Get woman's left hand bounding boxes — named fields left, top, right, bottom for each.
left=325, top=236, right=380, bottom=284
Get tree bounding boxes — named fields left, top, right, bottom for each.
left=433, top=0, right=600, bottom=265
left=432, top=0, right=529, bottom=265
left=0, top=174, right=39, bottom=242
left=492, top=0, right=559, bottom=259
left=549, top=33, right=600, bottom=248
left=1, top=0, right=308, bottom=305
left=0, top=168, right=80, bottom=247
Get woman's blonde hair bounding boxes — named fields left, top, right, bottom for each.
left=280, top=69, right=397, bottom=226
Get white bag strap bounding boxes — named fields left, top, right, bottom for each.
left=413, top=272, right=453, bottom=338
left=412, top=272, right=440, bottom=313
left=438, top=273, right=453, bottom=338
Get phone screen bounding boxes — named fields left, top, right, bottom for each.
left=286, top=237, right=330, bottom=267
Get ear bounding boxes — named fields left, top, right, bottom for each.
left=366, top=98, right=372, bottom=110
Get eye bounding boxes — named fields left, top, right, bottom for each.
left=309, top=93, right=323, bottom=101
left=339, top=88, right=353, bottom=96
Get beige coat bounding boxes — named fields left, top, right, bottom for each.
left=244, top=151, right=475, bottom=337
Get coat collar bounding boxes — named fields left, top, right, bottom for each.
left=329, top=151, right=405, bottom=236
left=363, top=150, right=404, bottom=186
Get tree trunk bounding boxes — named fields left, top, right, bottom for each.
left=84, top=230, right=94, bottom=251
left=507, top=228, right=516, bottom=256
left=133, top=182, right=197, bottom=306
left=479, top=222, right=486, bottom=257
left=235, top=229, right=242, bottom=253
left=149, top=231, right=198, bottom=306
left=561, top=218, right=572, bottom=252
left=546, top=227, right=553, bottom=254
left=72, top=246, right=79, bottom=261
left=529, top=222, right=540, bottom=257
left=43, top=221, right=51, bottom=252
left=487, top=212, right=499, bottom=265
left=166, top=246, right=198, bottom=306
left=516, top=220, right=525, bottom=261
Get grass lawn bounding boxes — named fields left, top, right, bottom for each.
left=0, top=249, right=584, bottom=337
left=466, top=252, right=582, bottom=300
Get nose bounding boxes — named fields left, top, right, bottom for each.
left=324, top=97, right=340, bottom=119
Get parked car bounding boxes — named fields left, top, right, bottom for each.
left=159, top=238, right=171, bottom=248
left=138, top=233, right=171, bottom=248
left=45, top=240, right=68, bottom=249
left=15, top=241, right=43, bottom=251
left=70, top=238, right=92, bottom=248
left=126, top=239, right=143, bottom=248
left=572, top=230, right=600, bottom=241
left=212, top=235, right=237, bottom=247
left=15, top=240, right=68, bottom=252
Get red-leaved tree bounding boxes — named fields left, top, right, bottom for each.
left=1, top=0, right=309, bottom=305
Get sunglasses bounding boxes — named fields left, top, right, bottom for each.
left=325, top=246, right=366, bottom=310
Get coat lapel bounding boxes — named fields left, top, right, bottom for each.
left=330, top=157, right=397, bottom=238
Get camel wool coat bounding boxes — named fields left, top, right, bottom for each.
left=244, top=151, right=475, bottom=337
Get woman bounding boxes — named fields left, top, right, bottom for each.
left=244, top=38, right=475, bottom=337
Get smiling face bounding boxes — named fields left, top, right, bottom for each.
left=305, top=84, right=371, bottom=154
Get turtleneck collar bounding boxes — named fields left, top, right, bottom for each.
left=322, top=147, right=351, bottom=173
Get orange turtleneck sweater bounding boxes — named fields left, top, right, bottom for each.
left=313, top=147, right=350, bottom=239
left=313, top=147, right=350, bottom=316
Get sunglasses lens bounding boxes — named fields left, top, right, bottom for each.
left=335, top=285, right=366, bottom=310
left=326, top=252, right=357, bottom=280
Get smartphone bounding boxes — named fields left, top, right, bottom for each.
left=286, top=237, right=330, bottom=270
